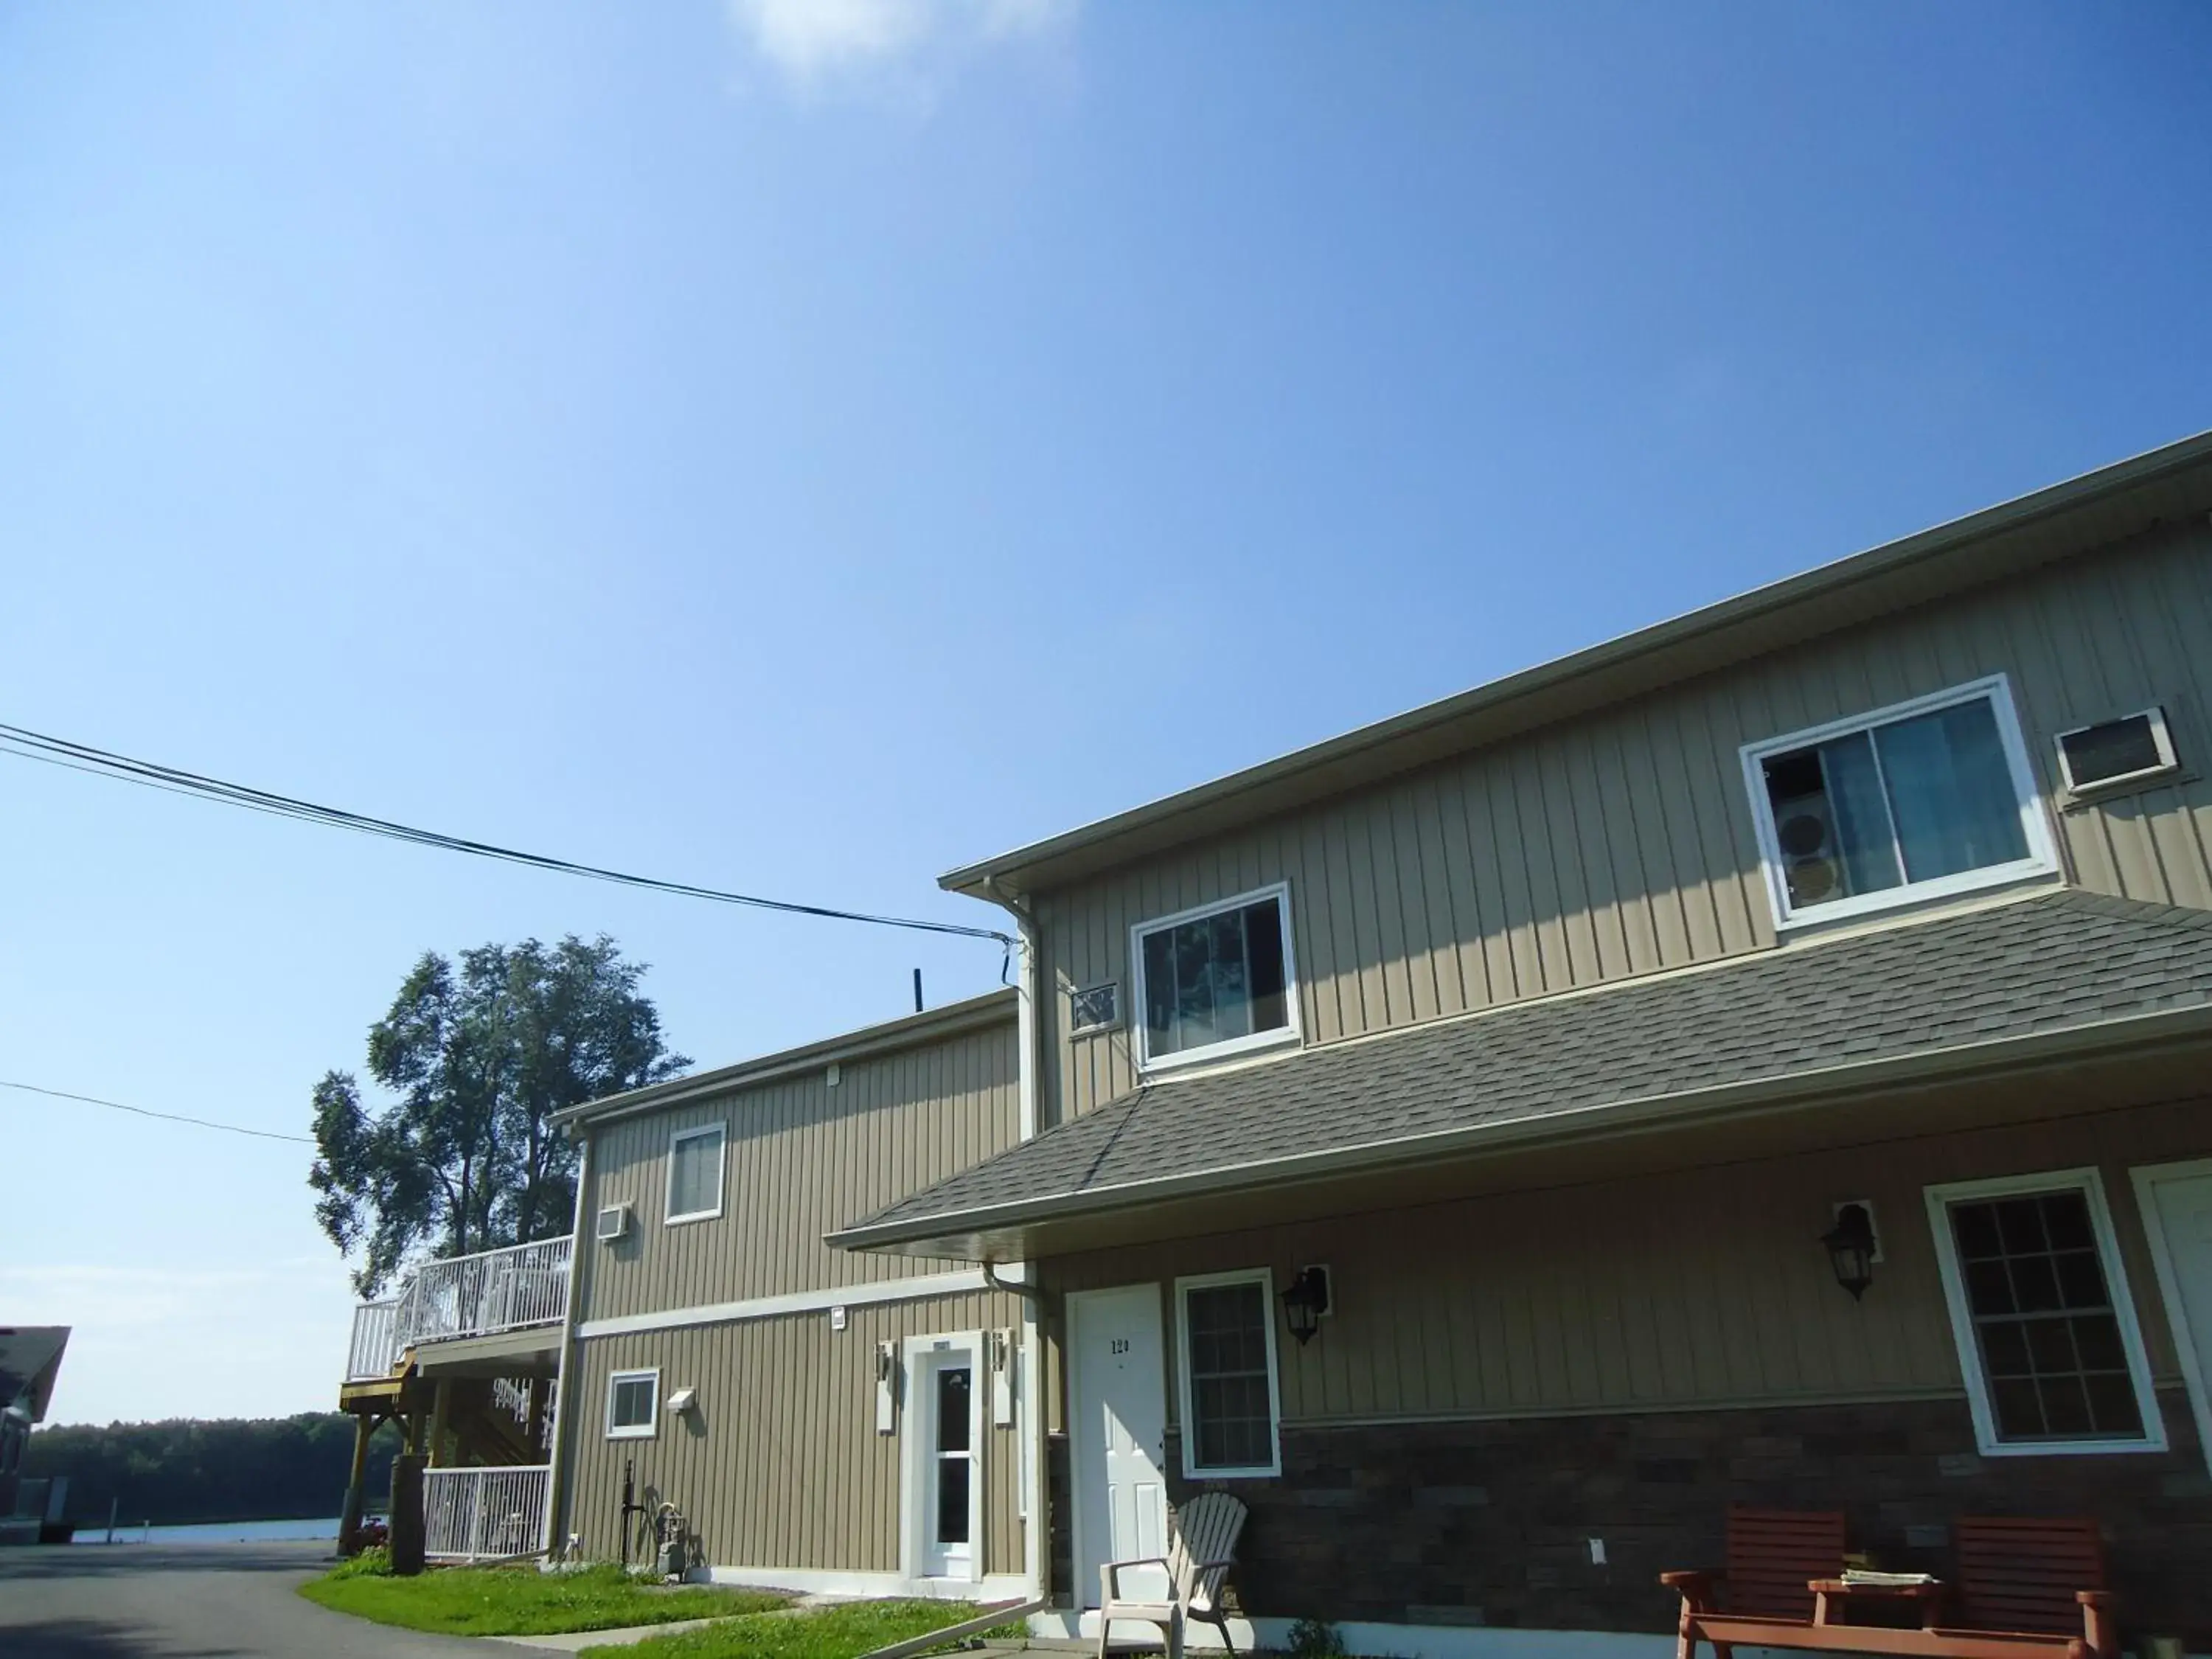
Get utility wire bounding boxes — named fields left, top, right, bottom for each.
left=0, top=720, right=1014, bottom=949
left=0, top=1079, right=314, bottom=1145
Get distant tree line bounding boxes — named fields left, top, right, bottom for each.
left=23, top=1414, right=400, bottom=1526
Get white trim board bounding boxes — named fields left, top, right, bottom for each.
left=1031, top=1611, right=1674, bottom=1659
left=577, top=1269, right=992, bottom=1340
left=702, top=1564, right=1029, bottom=1602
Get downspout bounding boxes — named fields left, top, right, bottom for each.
left=979, top=874, right=1048, bottom=1606
left=539, top=1124, right=592, bottom=1562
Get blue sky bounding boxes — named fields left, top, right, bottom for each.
left=3, top=1, right=2208, bottom=1425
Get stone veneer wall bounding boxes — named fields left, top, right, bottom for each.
left=1164, top=1393, right=2212, bottom=1644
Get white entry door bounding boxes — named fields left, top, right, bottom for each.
left=1068, top=1283, right=1169, bottom=1610
left=914, top=1346, right=980, bottom=1579
left=2135, top=1159, right=2212, bottom=1473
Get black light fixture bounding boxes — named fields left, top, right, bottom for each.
left=1822, top=1202, right=1879, bottom=1301
left=1280, top=1265, right=1332, bottom=1345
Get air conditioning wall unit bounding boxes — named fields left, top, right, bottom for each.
left=2055, top=706, right=2179, bottom=795
left=595, top=1203, right=633, bottom=1243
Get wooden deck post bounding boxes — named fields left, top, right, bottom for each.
left=336, top=1412, right=377, bottom=1556
left=389, top=1452, right=426, bottom=1576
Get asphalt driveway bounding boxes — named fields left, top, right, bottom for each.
left=0, top=1540, right=487, bottom=1658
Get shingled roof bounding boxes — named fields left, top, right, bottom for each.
left=832, top=889, right=2212, bottom=1253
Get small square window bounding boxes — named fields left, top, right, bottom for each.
left=1133, top=887, right=1299, bottom=1070
left=1924, top=1171, right=2163, bottom=1457
left=1741, top=677, right=2057, bottom=928
left=667, top=1125, right=725, bottom=1224
left=607, top=1369, right=658, bottom=1439
left=1069, top=982, right=1121, bottom=1034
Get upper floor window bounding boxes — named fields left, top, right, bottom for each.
left=1133, top=885, right=1298, bottom=1070
left=665, top=1123, right=726, bottom=1225
left=1739, top=675, right=2057, bottom=928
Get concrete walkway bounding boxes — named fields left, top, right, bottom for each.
left=490, top=1591, right=844, bottom=1652
left=0, top=1539, right=486, bottom=1658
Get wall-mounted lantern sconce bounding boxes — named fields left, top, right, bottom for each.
left=1822, top=1202, right=1879, bottom=1301
left=1281, top=1265, right=1332, bottom=1345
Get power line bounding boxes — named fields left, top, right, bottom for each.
left=0, top=720, right=1014, bottom=949
left=0, top=1079, right=313, bottom=1145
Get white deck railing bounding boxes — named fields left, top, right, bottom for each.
left=393, top=1234, right=572, bottom=1352
left=424, top=1464, right=551, bottom=1562
left=343, top=1235, right=573, bottom=1380
left=346, top=1301, right=402, bottom=1382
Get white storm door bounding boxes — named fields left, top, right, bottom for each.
left=1068, top=1283, right=1169, bottom=1610
left=2134, top=1160, right=2212, bottom=1473
left=917, top=1348, right=979, bottom=1579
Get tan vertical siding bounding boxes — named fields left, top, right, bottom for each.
left=563, top=1290, right=1026, bottom=1576
left=1046, top=1096, right=2208, bottom=1426
left=1040, top=524, right=2212, bottom=1125
left=581, top=1018, right=1018, bottom=1321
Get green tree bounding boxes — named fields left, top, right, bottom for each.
left=310, top=935, right=688, bottom=1295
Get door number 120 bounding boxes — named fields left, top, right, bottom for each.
left=1110, top=1338, right=1130, bottom=1355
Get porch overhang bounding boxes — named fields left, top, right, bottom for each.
left=829, top=891, right=2212, bottom=1262
left=409, top=1324, right=563, bottom=1380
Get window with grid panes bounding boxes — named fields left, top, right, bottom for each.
left=1182, top=1279, right=1276, bottom=1472
left=1944, top=1188, right=2143, bottom=1443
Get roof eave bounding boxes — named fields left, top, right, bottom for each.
left=555, top=987, right=1018, bottom=1132
left=827, top=1000, right=2212, bottom=1257
left=940, top=430, right=2212, bottom=900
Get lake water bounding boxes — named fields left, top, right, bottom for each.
left=72, top=1515, right=340, bottom=1545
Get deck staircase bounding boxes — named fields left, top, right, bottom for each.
left=335, top=1236, right=572, bottom=1559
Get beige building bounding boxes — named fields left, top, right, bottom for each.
left=544, top=991, right=1035, bottom=1598
left=838, top=432, right=2212, bottom=1652
left=338, top=431, right=2212, bottom=1652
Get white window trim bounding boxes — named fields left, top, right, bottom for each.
left=664, top=1122, right=726, bottom=1225
left=605, top=1367, right=660, bottom=1440
left=2129, top=1158, right=2212, bottom=1478
left=1173, top=1267, right=1284, bottom=1480
left=1921, top=1167, right=2166, bottom=1458
left=2054, top=705, right=2180, bottom=797
left=1739, top=674, right=2059, bottom=931
left=898, top=1329, right=985, bottom=1585
left=1130, top=883, right=1302, bottom=1074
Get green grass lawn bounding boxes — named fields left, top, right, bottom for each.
left=588, top=1599, right=1002, bottom=1659
left=297, top=1555, right=788, bottom=1636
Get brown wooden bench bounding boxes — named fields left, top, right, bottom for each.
left=1660, top=1504, right=1848, bottom=1635
left=1664, top=1513, right=2115, bottom=1659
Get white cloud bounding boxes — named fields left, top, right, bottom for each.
left=727, top=0, right=1075, bottom=88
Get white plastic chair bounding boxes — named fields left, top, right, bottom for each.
left=1096, top=1492, right=1248, bottom=1659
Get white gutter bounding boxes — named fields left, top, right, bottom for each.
left=980, top=874, right=1046, bottom=1604
left=538, top=1133, right=591, bottom=1560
